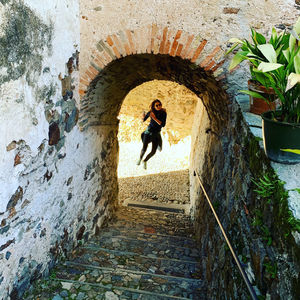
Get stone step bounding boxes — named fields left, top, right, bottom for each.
left=97, top=227, right=197, bottom=248
left=93, top=233, right=197, bottom=250
left=24, top=206, right=203, bottom=299
left=86, top=236, right=200, bottom=262
left=104, top=222, right=194, bottom=238
left=114, top=206, right=192, bottom=223
left=55, top=278, right=205, bottom=299
left=124, top=200, right=189, bottom=214
left=71, top=246, right=201, bottom=279
left=109, top=207, right=194, bottom=237
left=54, top=261, right=204, bottom=299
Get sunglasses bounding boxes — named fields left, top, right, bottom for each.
left=155, top=103, right=162, bottom=108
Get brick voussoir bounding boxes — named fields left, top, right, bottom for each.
left=79, top=89, right=86, bottom=96
left=133, top=29, right=140, bottom=54
left=150, top=24, right=158, bottom=53
left=102, top=50, right=114, bottom=63
left=112, top=34, right=125, bottom=56
left=164, top=40, right=171, bottom=54
left=146, top=25, right=152, bottom=53
left=112, top=46, right=121, bottom=59
left=85, top=70, right=96, bottom=81
left=204, top=60, right=216, bottom=71
left=80, top=78, right=90, bottom=86
left=80, top=74, right=90, bottom=83
left=186, top=48, right=194, bottom=60
left=88, top=65, right=99, bottom=76
left=93, top=57, right=105, bottom=69
left=211, top=59, right=225, bottom=72
left=176, top=43, right=184, bottom=56
left=106, top=35, right=114, bottom=47
left=99, top=40, right=116, bottom=60
left=181, top=35, right=194, bottom=59
left=159, top=27, right=168, bottom=54
left=124, top=43, right=131, bottom=55
left=126, top=30, right=135, bottom=54
left=200, top=46, right=222, bottom=68
left=170, top=30, right=182, bottom=56
left=191, top=40, right=207, bottom=62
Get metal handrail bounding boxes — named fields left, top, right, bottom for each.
left=194, top=170, right=258, bottom=300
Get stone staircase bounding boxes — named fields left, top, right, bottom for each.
left=24, top=207, right=205, bottom=299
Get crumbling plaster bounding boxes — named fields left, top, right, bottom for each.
left=0, top=1, right=97, bottom=298
left=0, top=0, right=79, bottom=212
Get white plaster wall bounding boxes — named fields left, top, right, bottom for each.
left=0, top=0, right=79, bottom=212
left=80, top=0, right=298, bottom=75
left=0, top=1, right=98, bottom=298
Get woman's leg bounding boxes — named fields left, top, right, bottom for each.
left=140, top=134, right=150, bottom=160
left=144, top=139, right=158, bottom=162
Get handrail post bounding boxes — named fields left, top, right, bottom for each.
left=194, top=170, right=258, bottom=300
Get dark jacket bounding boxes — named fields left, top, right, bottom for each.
left=143, top=109, right=167, bottom=133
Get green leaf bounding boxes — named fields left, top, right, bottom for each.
left=289, top=16, right=300, bottom=50
left=294, top=52, right=300, bottom=74
left=286, top=73, right=300, bottom=91
left=257, top=44, right=277, bottom=63
left=256, top=32, right=267, bottom=45
left=280, top=148, right=300, bottom=155
left=258, top=62, right=283, bottom=72
left=228, top=38, right=244, bottom=44
left=283, top=49, right=290, bottom=62
left=228, top=51, right=248, bottom=70
left=225, top=41, right=242, bottom=55
left=275, top=44, right=284, bottom=58
left=293, top=16, right=300, bottom=35
left=252, top=29, right=267, bottom=45
left=239, top=90, right=268, bottom=101
left=271, top=27, right=277, bottom=43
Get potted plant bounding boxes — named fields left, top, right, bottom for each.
left=226, top=27, right=284, bottom=114
left=226, top=17, right=300, bottom=164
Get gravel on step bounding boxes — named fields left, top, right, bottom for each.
left=119, top=169, right=190, bottom=205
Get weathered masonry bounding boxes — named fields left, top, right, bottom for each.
left=0, top=0, right=299, bottom=299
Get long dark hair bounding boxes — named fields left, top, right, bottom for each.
left=150, top=99, right=163, bottom=112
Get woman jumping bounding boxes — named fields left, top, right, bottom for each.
left=137, top=99, right=167, bottom=169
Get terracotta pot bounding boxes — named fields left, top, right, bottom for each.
left=248, top=80, right=276, bottom=115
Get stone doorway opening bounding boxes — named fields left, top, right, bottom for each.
left=80, top=53, right=230, bottom=221
left=117, top=80, right=201, bottom=213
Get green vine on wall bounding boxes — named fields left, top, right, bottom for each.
left=252, top=173, right=300, bottom=237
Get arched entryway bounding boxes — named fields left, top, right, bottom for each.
left=78, top=53, right=231, bottom=224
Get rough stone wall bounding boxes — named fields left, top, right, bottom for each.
left=193, top=103, right=300, bottom=298
left=0, top=1, right=117, bottom=299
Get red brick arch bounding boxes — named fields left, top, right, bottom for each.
left=79, top=24, right=226, bottom=98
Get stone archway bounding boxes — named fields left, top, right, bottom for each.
left=77, top=48, right=233, bottom=224
left=79, top=53, right=229, bottom=131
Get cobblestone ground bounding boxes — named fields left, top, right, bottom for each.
left=24, top=207, right=205, bottom=299
left=118, top=170, right=190, bottom=205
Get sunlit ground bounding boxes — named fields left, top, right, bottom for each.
left=118, top=136, right=191, bottom=178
